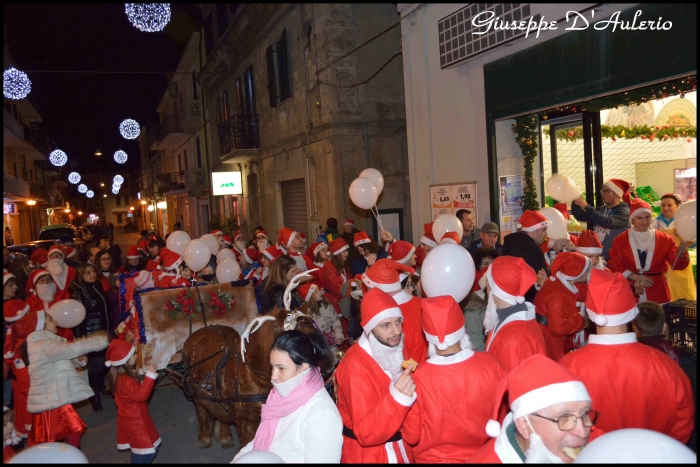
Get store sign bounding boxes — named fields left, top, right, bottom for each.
left=212, top=171, right=243, bottom=196
left=3, top=203, right=16, bottom=215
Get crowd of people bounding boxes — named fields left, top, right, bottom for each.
left=2, top=176, right=696, bottom=463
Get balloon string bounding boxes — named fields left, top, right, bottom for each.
left=670, top=249, right=682, bottom=271
left=371, top=205, right=385, bottom=233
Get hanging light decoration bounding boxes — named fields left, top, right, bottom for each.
left=78, top=184, right=88, bottom=193
left=113, top=174, right=124, bottom=184
left=112, top=187, right=120, bottom=194
left=49, top=149, right=68, bottom=167
left=113, top=150, right=128, bottom=164
left=68, top=172, right=81, bottom=184
left=112, top=183, right=121, bottom=191
left=3, top=68, right=32, bottom=100
left=86, top=190, right=95, bottom=198
left=125, top=3, right=171, bottom=32
left=119, top=119, right=140, bottom=139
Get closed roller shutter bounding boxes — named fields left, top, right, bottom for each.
left=280, top=178, right=308, bottom=236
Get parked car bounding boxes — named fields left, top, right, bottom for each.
left=38, top=224, right=87, bottom=260
left=79, top=226, right=94, bottom=243
left=7, top=239, right=58, bottom=257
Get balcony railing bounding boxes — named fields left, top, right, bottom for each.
left=184, top=168, right=207, bottom=191
left=180, top=100, right=203, bottom=134
left=30, top=183, right=50, bottom=203
left=147, top=115, right=184, bottom=150
left=156, top=172, right=186, bottom=195
left=3, top=175, right=30, bottom=198
left=218, top=114, right=260, bottom=156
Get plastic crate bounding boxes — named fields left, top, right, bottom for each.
left=635, top=185, right=661, bottom=205
left=669, top=325, right=697, bottom=355
left=663, top=300, right=697, bottom=328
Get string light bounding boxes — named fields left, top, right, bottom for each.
left=68, top=172, right=81, bottom=184
left=113, top=174, right=124, bottom=184
left=119, top=119, right=140, bottom=139
left=78, top=184, right=88, bottom=193
left=112, top=187, right=120, bottom=194
left=125, top=3, right=171, bottom=32
left=49, top=149, right=68, bottom=167
left=113, top=183, right=122, bottom=191
left=86, top=190, right=94, bottom=198
left=114, top=150, right=128, bottom=164
left=3, top=68, right=32, bottom=100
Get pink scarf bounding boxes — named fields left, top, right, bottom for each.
left=253, top=367, right=325, bottom=451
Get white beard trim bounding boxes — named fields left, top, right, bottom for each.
left=46, top=258, right=66, bottom=277
left=483, top=292, right=499, bottom=333
left=36, top=282, right=57, bottom=303
left=368, top=332, right=405, bottom=379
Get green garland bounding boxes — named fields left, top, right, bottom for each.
left=511, top=116, right=540, bottom=211
left=544, top=125, right=697, bottom=142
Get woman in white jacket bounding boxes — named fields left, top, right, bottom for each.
left=26, top=311, right=109, bottom=448
left=232, top=330, right=342, bottom=463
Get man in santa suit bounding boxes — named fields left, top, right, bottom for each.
left=278, top=227, right=313, bottom=272
left=64, top=247, right=82, bottom=269
left=402, top=295, right=505, bottom=463
left=608, top=199, right=689, bottom=303
left=335, top=287, right=417, bottom=463
left=26, top=249, right=49, bottom=296
left=45, top=245, right=76, bottom=294
left=471, top=354, right=596, bottom=464
left=483, top=256, right=547, bottom=372
left=210, top=229, right=225, bottom=249
left=256, top=230, right=271, bottom=252
left=153, top=248, right=191, bottom=288
left=502, top=210, right=550, bottom=302
left=232, top=231, right=246, bottom=256
left=559, top=269, right=694, bottom=444
left=419, top=222, right=438, bottom=254
left=387, top=240, right=421, bottom=294
left=533, top=252, right=590, bottom=361
left=576, top=230, right=608, bottom=271
left=362, top=259, right=428, bottom=364
left=222, top=235, right=233, bottom=249
left=25, top=269, right=71, bottom=340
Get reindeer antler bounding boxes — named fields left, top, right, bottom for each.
left=240, top=316, right=276, bottom=363
left=283, top=269, right=319, bottom=311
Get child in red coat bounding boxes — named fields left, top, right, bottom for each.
left=105, top=340, right=161, bottom=464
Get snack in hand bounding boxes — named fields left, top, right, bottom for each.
left=401, top=358, right=418, bottom=372
left=561, top=446, right=582, bottom=460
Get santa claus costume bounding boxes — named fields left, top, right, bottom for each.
left=26, top=249, right=48, bottom=296
left=306, top=241, right=328, bottom=283
left=438, top=231, right=461, bottom=245
left=470, top=354, right=593, bottom=464
left=484, top=257, right=547, bottom=372
left=241, top=248, right=263, bottom=281
left=559, top=269, right=695, bottom=444
left=106, top=340, right=161, bottom=460
left=419, top=223, right=438, bottom=251
left=402, top=296, right=505, bottom=463
left=210, top=229, right=225, bottom=249
left=278, top=227, right=314, bottom=272
left=232, top=231, right=246, bottom=256
left=533, top=252, right=590, bottom=361
left=46, top=244, right=76, bottom=293
left=25, top=269, right=72, bottom=340
left=4, top=301, right=33, bottom=439
left=117, top=270, right=155, bottom=342
left=153, top=248, right=191, bottom=288
left=362, top=260, right=428, bottom=364
left=608, top=199, right=690, bottom=303
left=321, top=239, right=350, bottom=302
left=335, top=288, right=416, bottom=463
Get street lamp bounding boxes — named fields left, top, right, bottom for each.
left=140, top=200, right=147, bottom=205
left=26, top=199, right=37, bottom=206
left=94, top=148, right=102, bottom=156
left=78, top=211, right=83, bottom=215
left=100, top=183, right=105, bottom=187
left=129, top=206, right=135, bottom=211
left=103, top=194, right=107, bottom=198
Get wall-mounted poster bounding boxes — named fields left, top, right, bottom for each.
left=499, top=175, right=524, bottom=242
left=430, top=181, right=478, bottom=224
left=674, top=168, right=697, bottom=201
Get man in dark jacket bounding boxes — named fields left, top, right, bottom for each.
left=100, top=236, right=122, bottom=270
left=502, top=210, right=549, bottom=302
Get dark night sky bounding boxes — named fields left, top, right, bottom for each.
left=4, top=3, right=201, bottom=174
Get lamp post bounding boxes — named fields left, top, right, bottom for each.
left=26, top=199, right=37, bottom=240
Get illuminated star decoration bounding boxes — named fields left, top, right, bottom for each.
left=49, top=149, right=68, bottom=167
left=112, top=187, right=120, bottom=195
left=119, top=118, right=140, bottom=139
left=3, top=68, right=32, bottom=100
left=68, top=172, right=81, bottom=184
left=113, top=174, right=124, bottom=184
left=114, top=150, right=128, bottom=164
left=78, top=184, right=88, bottom=194
left=125, top=3, right=171, bottom=32
left=86, top=190, right=95, bottom=198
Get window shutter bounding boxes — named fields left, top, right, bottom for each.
left=266, top=45, right=278, bottom=107
left=277, top=29, right=291, bottom=101
left=281, top=178, right=308, bottom=236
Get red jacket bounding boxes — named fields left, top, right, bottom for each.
left=533, top=278, right=585, bottom=361
left=393, top=291, right=428, bottom=364
left=321, top=261, right=347, bottom=302
left=115, top=372, right=161, bottom=454
left=485, top=307, right=547, bottom=373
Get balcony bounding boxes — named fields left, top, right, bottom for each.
left=3, top=175, right=31, bottom=199
left=3, top=109, right=49, bottom=161
left=147, top=115, right=186, bottom=150
left=30, top=183, right=50, bottom=203
left=156, top=172, right=186, bottom=195
left=180, top=100, right=203, bottom=134
left=218, top=114, right=260, bottom=159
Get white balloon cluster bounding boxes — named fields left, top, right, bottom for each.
left=348, top=168, right=385, bottom=229
left=165, top=231, right=242, bottom=282
left=545, top=174, right=580, bottom=203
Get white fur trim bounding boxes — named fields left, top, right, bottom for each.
left=389, top=376, right=417, bottom=407
left=586, top=304, right=639, bottom=327
left=332, top=244, right=349, bottom=255
left=145, top=371, right=158, bottom=380
left=555, top=273, right=581, bottom=294
left=3, top=273, right=15, bottom=285
left=604, top=180, right=624, bottom=197
left=511, top=381, right=590, bottom=419
left=587, top=332, right=637, bottom=345
left=362, top=272, right=401, bottom=293
left=303, top=284, right=318, bottom=302
left=5, top=304, right=30, bottom=322
left=486, top=419, right=502, bottom=438
left=630, top=207, right=653, bottom=220
left=486, top=265, right=519, bottom=305
left=36, top=311, right=45, bottom=333
left=105, top=345, right=136, bottom=367
left=313, top=243, right=327, bottom=256
left=242, top=249, right=255, bottom=264
left=287, top=231, right=298, bottom=249
left=363, top=307, right=403, bottom=334
left=521, top=220, right=550, bottom=232
left=393, top=246, right=416, bottom=264
left=420, top=236, right=438, bottom=248
left=127, top=254, right=141, bottom=259
left=164, top=255, right=184, bottom=271
left=440, top=238, right=459, bottom=245
left=424, top=326, right=466, bottom=350
left=354, top=238, right=371, bottom=247
left=576, top=246, right=602, bottom=255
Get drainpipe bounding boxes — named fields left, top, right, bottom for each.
left=199, top=25, right=215, bottom=230
left=300, top=5, right=319, bottom=222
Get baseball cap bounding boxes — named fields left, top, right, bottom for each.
left=482, top=222, right=499, bottom=234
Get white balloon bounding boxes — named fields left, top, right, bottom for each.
left=200, top=233, right=220, bottom=255
left=674, top=200, right=696, bottom=241
left=349, top=177, right=379, bottom=210
left=564, top=175, right=581, bottom=201
left=538, top=207, right=568, bottom=240
left=359, top=168, right=385, bottom=195
left=216, top=248, right=236, bottom=262
left=184, top=239, right=212, bottom=272
left=47, top=299, right=86, bottom=329
left=574, top=428, right=696, bottom=464
left=216, top=258, right=241, bottom=283
left=432, top=213, right=464, bottom=244
left=421, top=243, right=475, bottom=303
left=545, top=174, right=578, bottom=203
left=8, top=442, right=89, bottom=464
left=166, top=230, right=191, bottom=255
left=233, top=450, right=285, bottom=464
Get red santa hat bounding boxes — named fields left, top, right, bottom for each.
left=420, top=223, right=438, bottom=248
left=329, top=238, right=349, bottom=255
left=30, top=249, right=48, bottom=268
left=65, top=247, right=77, bottom=259
left=126, top=245, right=141, bottom=260
left=137, top=238, right=149, bottom=254
left=104, top=339, right=136, bottom=367
left=262, top=246, right=283, bottom=262
left=298, top=283, right=320, bottom=303
left=576, top=230, right=603, bottom=255
left=422, top=295, right=466, bottom=351
left=415, top=246, right=427, bottom=267
left=256, top=230, right=269, bottom=240
left=242, top=247, right=259, bottom=265
left=353, top=231, right=371, bottom=247
left=307, top=241, right=327, bottom=258
left=9, top=310, right=45, bottom=359
left=48, top=244, right=66, bottom=258
left=362, top=259, right=415, bottom=293
left=629, top=199, right=653, bottom=220
left=517, top=210, right=549, bottom=232
left=360, top=287, right=403, bottom=334
left=159, top=247, right=184, bottom=271
left=233, top=231, right=245, bottom=242
left=223, top=235, right=233, bottom=246
left=277, top=227, right=298, bottom=250
left=485, top=354, right=590, bottom=437
left=439, top=231, right=461, bottom=245
left=3, top=270, right=15, bottom=286
left=585, top=269, right=639, bottom=327
left=28, top=269, right=52, bottom=294
left=553, top=203, right=570, bottom=221
left=386, top=241, right=416, bottom=264
left=550, top=252, right=590, bottom=284
left=604, top=178, right=631, bottom=204
left=134, top=270, right=155, bottom=290
left=344, top=218, right=356, bottom=228
left=486, top=256, right=537, bottom=305
left=210, top=229, right=224, bottom=236
left=3, top=299, right=30, bottom=323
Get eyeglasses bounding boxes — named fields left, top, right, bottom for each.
left=531, top=410, right=599, bottom=431
left=100, top=257, right=111, bottom=262
left=600, top=189, right=613, bottom=194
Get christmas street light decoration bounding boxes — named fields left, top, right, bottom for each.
left=112, top=187, right=120, bottom=194
left=86, top=190, right=94, bottom=198
left=119, top=119, right=140, bottom=139
left=113, top=174, right=124, bottom=184
left=114, top=150, right=128, bottom=164
left=125, top=3, right=171, bottom=32
left=49, top=149, right=68, bottom=167
left=78, top=184, right=88, bottom=193
left=68, top=172, right=81, bottom=184
left=3, top=68, right=32, bottom=100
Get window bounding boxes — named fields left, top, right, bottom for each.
left=222, top=90, right=229, bottom=123
left=217, top=3, right=228, bottom=38
left=191, top=69, right=198, bottom=99
left=195, top=136, right=202, bottom=168
left=117, top=213, right=122, bottom=224
left=29, top=169, right=33, bottom=182
left=116, top=195, right=121, bottom=206
left=203, top=15, right=214, bottom=56
left=184, top=149, right=188, bottom=170
left=178, top=153, right=182, bottom=172
left=265, top=28, right=292, bottom=107
left=216, top=97, right=222, bottom=126
left=244, top=67, right=256, bottom=115
left=235, top=78, right=243, bottom=114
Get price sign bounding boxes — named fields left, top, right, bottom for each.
left=430, top=181, right=478, bottom=223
